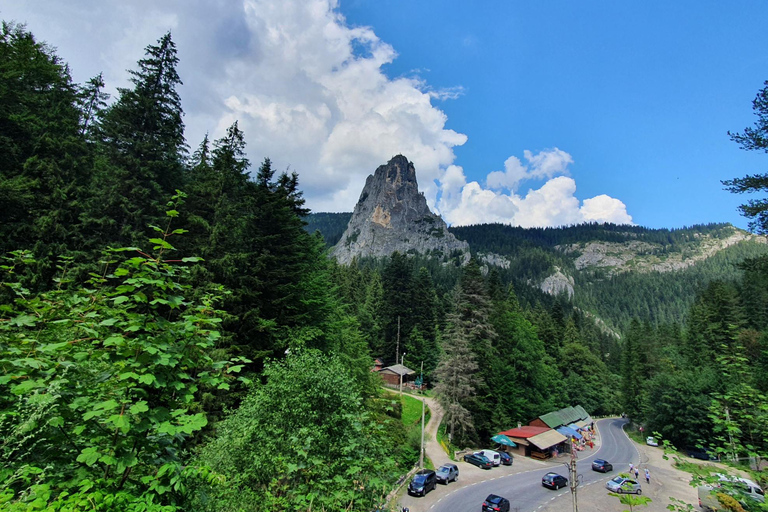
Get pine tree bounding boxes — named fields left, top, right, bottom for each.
left=381, top=252, right=415, bottom=363
left=407, top=267, right=440, bottom=375
left=434, top=285, right=480, bottom=444
left=724, top=79, right=768, bottom=234
left=0, top=22, right=90, bottom=287
left=85, top=32, right=186, bottom=247
left=77, top=73, right=109, bottom=139
left=621, top=320, right=645, bottom=419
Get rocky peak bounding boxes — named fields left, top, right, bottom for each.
left=331, top=155, right=469, bottom=265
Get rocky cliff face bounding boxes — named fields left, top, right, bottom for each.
left=331, top=155, right=469, bottom=265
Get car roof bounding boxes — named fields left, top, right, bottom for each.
left=486, top=494, right=503, bottom=502
left=594, top=459, right=608, bottom=463
left=416, top=469, right=434, bottom=475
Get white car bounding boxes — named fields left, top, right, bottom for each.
left=646, top=436, right=658, bottom=447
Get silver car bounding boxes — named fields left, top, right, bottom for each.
left=435, top=463, right=459, bottom=484
left=606, top=476, right=642, bottom=494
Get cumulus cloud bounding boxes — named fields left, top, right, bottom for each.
left=440, top=153, right=633, bottom=228
left=2, top=0, right=632, bottom=228
left=486, top=148, right=573, bottom=192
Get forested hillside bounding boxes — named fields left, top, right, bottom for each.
left=309, top=215, right=768, bottom=332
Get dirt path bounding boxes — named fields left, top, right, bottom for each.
left=420, top=395, right=448, bottom=469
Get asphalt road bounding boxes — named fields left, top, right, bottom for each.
left=424, top=418, right=638, bottom=512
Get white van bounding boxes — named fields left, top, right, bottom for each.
left=698, top=474, right=765, bottom=511
left=476, top=449, right=501, bottom=467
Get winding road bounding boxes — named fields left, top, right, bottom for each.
left=401, top=414, right=638, bottom=512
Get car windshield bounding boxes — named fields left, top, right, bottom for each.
left=486, top=495, right=501, bottom=503
left=611, top=477, right=624, bottom=484
left=436, top=467, right=448, bottom=474
left=413, top=475, right=427, bottom=483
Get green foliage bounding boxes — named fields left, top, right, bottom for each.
left=724, top=79, right=768, bottom=235
left=0, top=22, right=91, bottom=289
left=193, top=350, right=409, bottom=511
left=608, top=492, right=651, bottom=511
left=304, top=212, right=353, bottom=247
left=0, top=200, right=247, bottom=509
left=84, top=32, right=186, bottom=249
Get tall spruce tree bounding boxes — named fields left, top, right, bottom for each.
left=0, top=22, right=90, bottom=287
left=724, top=79, right=768, bottom=234
left=85, top=32, right=186, bottom=247
left=434, top=285, right=480, bottom=444
left=380, top=252, right=415, bottom=363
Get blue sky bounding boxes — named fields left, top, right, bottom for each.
left=3, top=0, right=767, bottom=229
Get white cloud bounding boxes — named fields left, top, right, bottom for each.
left=441, top=154, right=633, bottom=228
left=486, top=148, right=573, bottom=191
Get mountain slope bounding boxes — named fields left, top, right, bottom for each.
left=306, top=216, right=768, bottom=332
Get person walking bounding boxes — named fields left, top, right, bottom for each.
left=645, top=468, right=650, bottom=484
left=629, top=463, right=634, bottom=474
left=634, top=467, right=639, bottom=479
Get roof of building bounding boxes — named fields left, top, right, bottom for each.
left=379, top=364, right=415, bottom=376
left=574, top=405, right=589, bottom=419
left=556, top=425, right=582, bottom=440
left=538, top=411, right=565, bottom=428
left=498, top=425, right=550, bottom=439
left=529, top=429, right=568, bottom=450
left=560, top=406, right=582, bottom=424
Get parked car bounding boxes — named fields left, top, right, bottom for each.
left=476, top=449, right=501, bottom=466
left=606, top=476, right=642, bottom=494
left=435, top=463, right=459, bottom=484
left=591, top=459, right=613, bottom=472
left=698, top=474, right=765, bottom=511
left=464, top=452, right=493, bottom=469
left=407, top=469, right=436, bottom=496
left=646, top=436, right=659, bottom=447
left=498, top=451, right=513, bottom=466
left=482, top=494, right=510, bottom=512
left=542, top=472, right=568, bottom=490
left=685, top=446, right=718, bottom=461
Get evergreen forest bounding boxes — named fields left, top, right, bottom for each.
left=2, top=22, right=768, bottom=511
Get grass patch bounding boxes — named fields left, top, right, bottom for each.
left=436, top=422, right=459, bottom=460
left=401, top=393, right=428, bottom=426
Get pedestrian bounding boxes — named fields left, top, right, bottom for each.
left=645, top=468, right=650, bottom=484
left=629, top=463, right=634, bottom=473
left=634, top=467, right=639, bottom=479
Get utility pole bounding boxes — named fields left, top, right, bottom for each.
left=399, top=353, right=406, bottom=395
left=569, top=450, right=579, bottom=512
left=420, top=396, right=426, bottom=468
left=395, top=316, right=400, bottom=364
